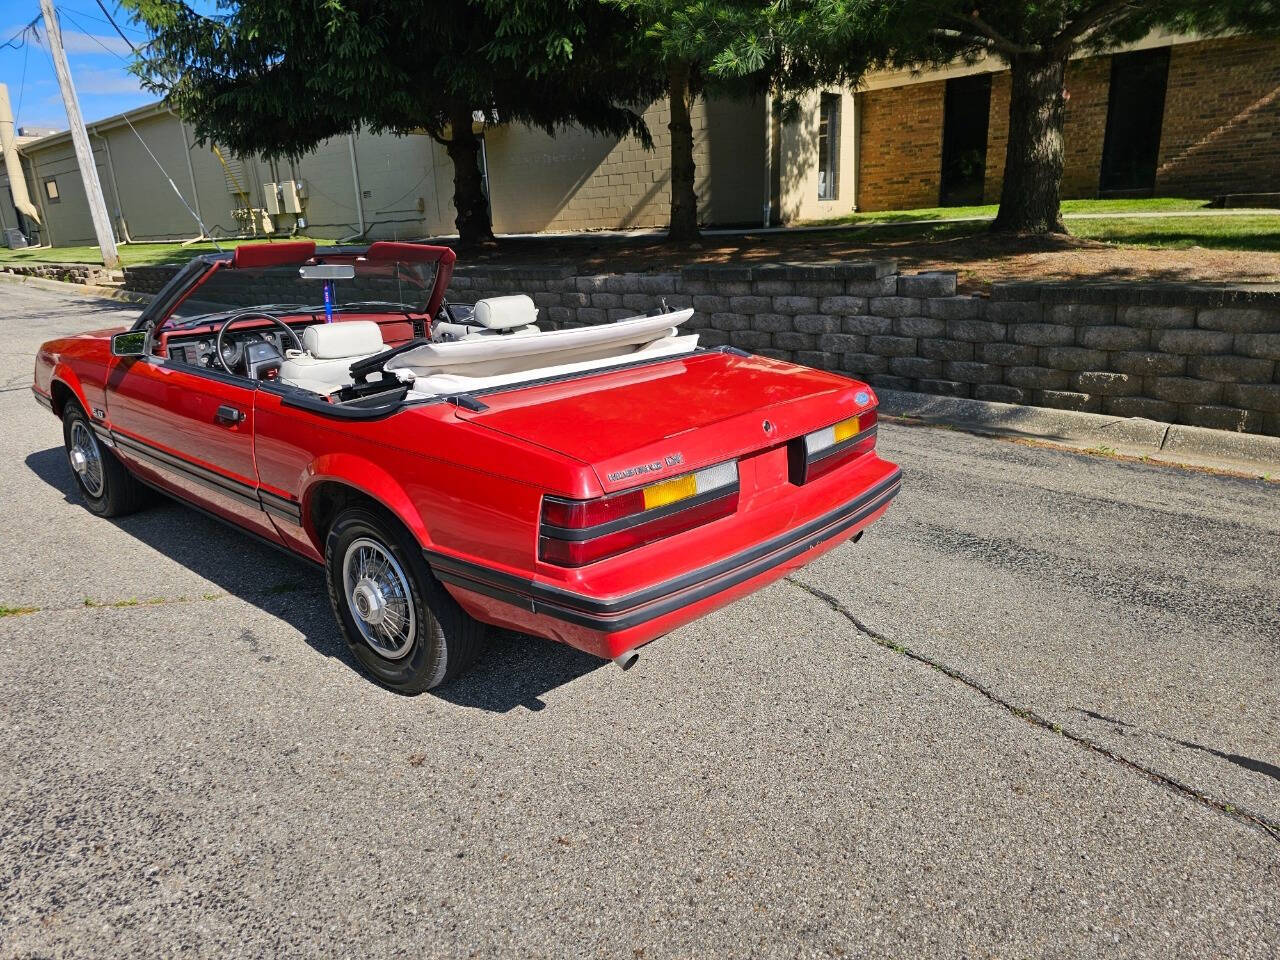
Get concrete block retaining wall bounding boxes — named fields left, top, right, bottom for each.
left=3, top=263, right=117, bottom=286
left=123, top=259, right=1280, bottom=436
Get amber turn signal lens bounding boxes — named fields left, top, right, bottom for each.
left=642, top=473, right=699, bottom=511
left=832, top=415, right=861, bottom=444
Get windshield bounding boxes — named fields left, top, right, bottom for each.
left=165, top=256, right=436, bottom=327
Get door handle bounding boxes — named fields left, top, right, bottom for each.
left=215, top=405, right=246, bottom=426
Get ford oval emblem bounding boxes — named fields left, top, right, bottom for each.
left=855, top=391, right=870, bottom=406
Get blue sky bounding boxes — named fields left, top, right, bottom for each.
left=0, top=0, right=215, bottom=133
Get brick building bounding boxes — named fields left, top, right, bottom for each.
left=853, top=33, right=1280, bottom=212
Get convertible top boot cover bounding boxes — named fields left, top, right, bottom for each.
left=279, top=320, right=386, bottom=394
left=388, top=309, right=695, bottom=383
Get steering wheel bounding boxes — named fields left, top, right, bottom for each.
left=215, top=312, right=303, bottom=374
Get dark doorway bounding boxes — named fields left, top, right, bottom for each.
left=939, top=74, right=992, bottom=206
left=1099, top=48, right=1170, bottom=196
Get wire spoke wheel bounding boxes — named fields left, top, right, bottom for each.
left=342, top=537, right=416, bottom=660
left=68, top=420, right=105, bottom=498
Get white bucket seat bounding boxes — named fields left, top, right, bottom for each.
left=279, top=320, right=386, bottom=394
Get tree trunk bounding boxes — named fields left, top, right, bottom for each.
left=444, top=100, right=495, bottom=246
left=667, top=61, right=700, bottom=243
left=991, top=53, right=1068, bottom=235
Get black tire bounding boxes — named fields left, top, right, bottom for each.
left=324, top=505, right=487, bottom=693
left=62, top=402, right=148, bottom=518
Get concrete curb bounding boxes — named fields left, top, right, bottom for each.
left=0, top=271, right=154, bottom=305
left=877, top=388, right=1280, bottom=475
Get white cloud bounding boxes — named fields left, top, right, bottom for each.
left=58, top=31, right=135, bottom=57
left=73, top=66, right=144, bottom=97
left=19, top=21, right=136, bottom=57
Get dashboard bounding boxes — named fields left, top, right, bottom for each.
left=165, top=327, right=298, bottom=371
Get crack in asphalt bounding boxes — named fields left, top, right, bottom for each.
left=787, top=576, right=1280, bottom=845
left=5, top=583, right=320, bottom=616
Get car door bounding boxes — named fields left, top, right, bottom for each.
left=105, top=353, right=280, bottom=541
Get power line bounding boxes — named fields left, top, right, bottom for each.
left=57, top=2, right=146, bottom=36
left=58, top=7, right=129, bottom=61
left=92, top=0, right=140, bottom=54
left=1, top=17, right=41, bottom=51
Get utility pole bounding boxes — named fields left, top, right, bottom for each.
left=38, top=0, right=120, bottom=269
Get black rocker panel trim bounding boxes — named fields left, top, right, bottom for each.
left=259, top=488, right=303, bottom=523
left=110, top=430, right=302, bottom=524
left=113, top=431, right=262, bottom=510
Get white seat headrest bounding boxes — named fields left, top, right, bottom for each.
left=302, top=320, right=385, bottom=359
left=473, top=295, right=538, bottom=331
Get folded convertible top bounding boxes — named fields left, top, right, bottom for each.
left=386, top=309, right=694, bottom=380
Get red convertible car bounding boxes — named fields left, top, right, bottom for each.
left=32, top=241, right=900, bottom=692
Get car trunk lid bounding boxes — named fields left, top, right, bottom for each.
left=454, top=350, right=872, bottom=494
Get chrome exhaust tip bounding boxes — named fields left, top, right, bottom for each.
left=613, top=649, right=639, bottom=671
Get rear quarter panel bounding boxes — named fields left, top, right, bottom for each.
left=252, top=393, right=599, bottom=566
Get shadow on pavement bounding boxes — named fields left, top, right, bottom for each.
left=1075, top=707, right=1280, bottom=785
left=25, top=445, right=602, bottom=712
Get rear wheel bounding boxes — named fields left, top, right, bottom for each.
left=324, top=506, right=487, bottom=693
left=62, top=403, right=147, bottom=517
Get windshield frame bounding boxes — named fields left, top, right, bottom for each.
left=136, top=242, right=457, bottom=336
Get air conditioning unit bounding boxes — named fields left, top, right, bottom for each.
left=263, top=182, right=280, bottom=215
left=281, top=179, right=306, bottom=214
left=3, top=227, right=27, bottom=249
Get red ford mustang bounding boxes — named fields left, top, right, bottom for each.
left=32, top=241, right=901, bottom=692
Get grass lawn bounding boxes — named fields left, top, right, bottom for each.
left=803, top=196, right=1213, bottom=226
left=0, top=238, right=339, bottom=269
left=796, top=196, right=1280, bottom=253
left=1068, top=214, right=1280, bottom=252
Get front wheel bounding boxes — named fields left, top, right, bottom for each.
left=324, top=506, right=487, bottom=693
left=62, top=403, right=147, bottom=517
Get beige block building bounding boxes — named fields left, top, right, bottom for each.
left=0, top=94, right=769, bottom=247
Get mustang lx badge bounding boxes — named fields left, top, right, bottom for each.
left=608, top=452, right=683, bottom=483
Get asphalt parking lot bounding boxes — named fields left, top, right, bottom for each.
left=2, top=282, right=1278, bottom=959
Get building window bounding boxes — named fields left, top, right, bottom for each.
left=44, top=179, right=60, bottom=203
left=817, top=94, right=840, bottom=201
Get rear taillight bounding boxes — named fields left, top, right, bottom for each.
left=789, top=409, right=878, bottom=484
left=540, top=461, right=739, bottom=567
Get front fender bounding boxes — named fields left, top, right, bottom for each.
left=47, top=363, right=89, bottom=417
left=301, top=452, right=433, bottom=550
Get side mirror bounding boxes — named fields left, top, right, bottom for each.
left=111, top=330, right=147, bottom=357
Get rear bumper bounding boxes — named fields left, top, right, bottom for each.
left=428, top=466, right=901, bottom=658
